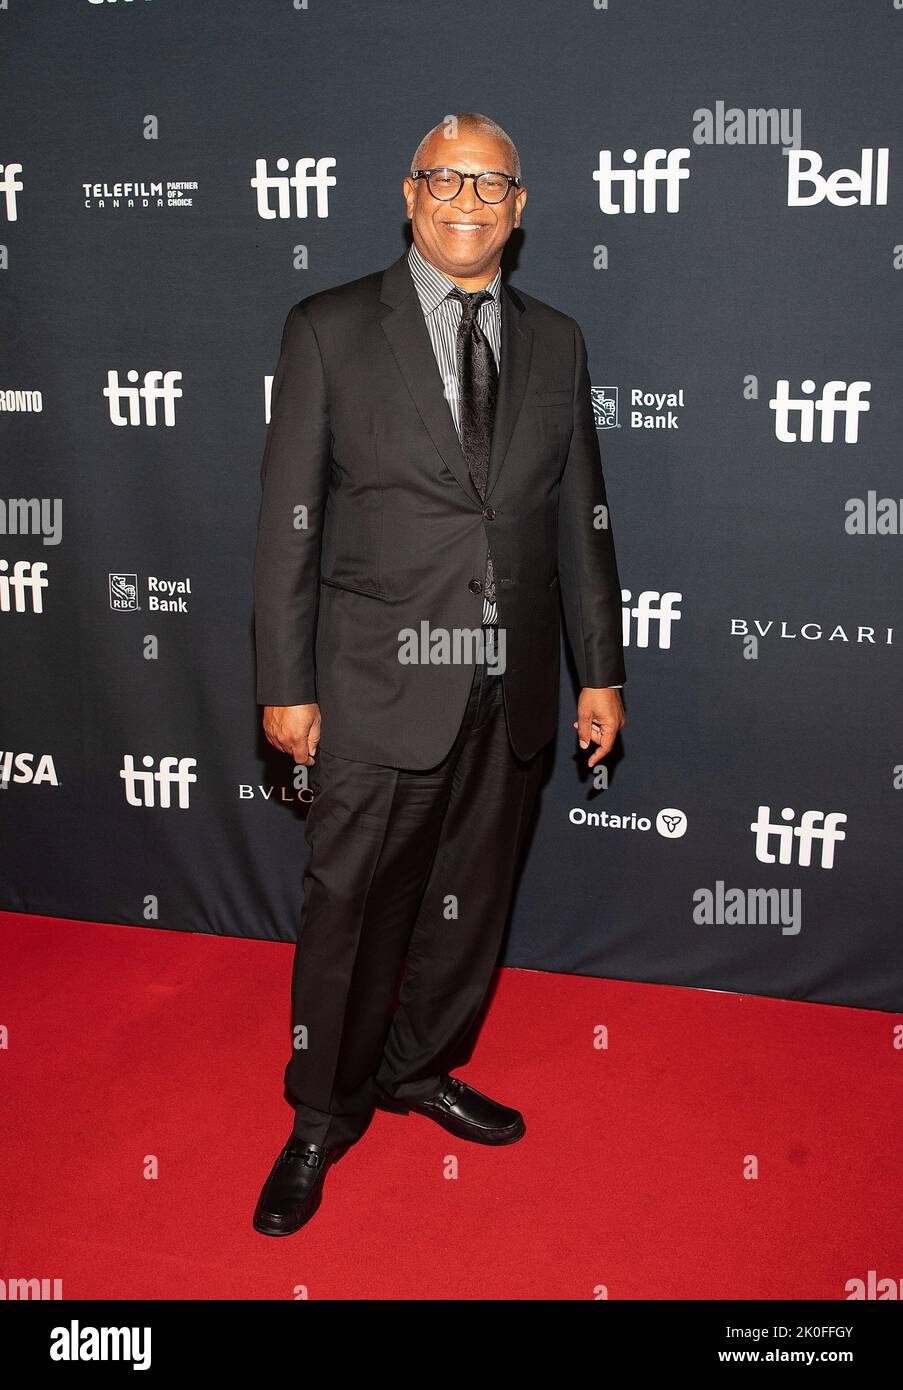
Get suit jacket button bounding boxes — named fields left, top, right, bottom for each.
left=482, top=505, right=496, bottom=521
left=468, top=579, right=483, bottom=593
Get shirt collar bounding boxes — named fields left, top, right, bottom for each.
left=407, top=240, right=502, bottom=317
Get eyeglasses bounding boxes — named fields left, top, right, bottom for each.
left=411, top=167, right=521, bottom=205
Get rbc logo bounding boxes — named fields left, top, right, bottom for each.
left=592, top=387, right=618, bottom=429
left=109, top=574, right=139, bottom=611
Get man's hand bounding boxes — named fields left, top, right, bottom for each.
left=262, top=704, right=321, bottom=767
left=573, top=687, right=625, bottom=768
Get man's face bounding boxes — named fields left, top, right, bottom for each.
left=403, top=131, right=526, bottom=288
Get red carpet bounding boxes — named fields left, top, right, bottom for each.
left=1, top=910, right=901, bottom=1300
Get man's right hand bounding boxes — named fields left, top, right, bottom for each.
left=262, top=704, right=321, bottom=767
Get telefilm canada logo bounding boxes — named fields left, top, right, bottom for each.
left=82, top=178, right=198, bottom=211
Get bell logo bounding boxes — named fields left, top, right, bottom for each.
left=786, top=147, right=888, bottom=208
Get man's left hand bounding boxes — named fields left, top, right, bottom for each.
left=573, top=687, right=625, bottom=768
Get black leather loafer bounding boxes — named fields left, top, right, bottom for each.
left=376, top=1074, right=525, bottom=1145
left=252, top=1135, right=347, bottom=1236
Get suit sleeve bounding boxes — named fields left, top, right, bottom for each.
left=557, top=319, right=627, bottom=689
left=252, top=303, right=330, bottom=706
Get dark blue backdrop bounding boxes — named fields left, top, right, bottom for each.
left=2, top=0, right=901, bottom=1011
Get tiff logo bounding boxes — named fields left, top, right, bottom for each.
left=0, top=559, right=48, bottom=612
left=104, top=370, right=182, bottom=426
left=120, top=755, right=197, bottom=809
left=251, top=157, right=337, bottom=219
left=592, top=148, right=690, bottom=214
left=750, top=806, right=847, bottom=869
left=770, top=380, right=870, bottom=444
left=0, top=162, right=23, bottom=221
left=622, top=590, right=682, bottom=649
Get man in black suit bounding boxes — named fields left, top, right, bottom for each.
left=251, top=113, right=626, bottom=1235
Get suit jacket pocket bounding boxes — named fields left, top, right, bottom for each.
left=319, top=576, right=386, bottom=600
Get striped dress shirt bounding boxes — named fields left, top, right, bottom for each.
left=407, top=240, right=501, bottom=626
left=406, top=241, right=622, bottom=689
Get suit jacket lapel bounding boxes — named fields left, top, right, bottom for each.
left=486, top=279, right=533, bottom=500
left=380, top=253, right=480, bottom=505
left=379, top=251, right=534, bottom=505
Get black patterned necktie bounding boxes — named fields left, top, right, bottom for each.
left=447, top=286, right=497, bottom=608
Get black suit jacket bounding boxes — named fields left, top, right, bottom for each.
left=252, top=250, right=626, bottom=769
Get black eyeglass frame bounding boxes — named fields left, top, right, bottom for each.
left=411, top=168, right=522, bottom=204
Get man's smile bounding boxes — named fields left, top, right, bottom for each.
left=440, top=221, right=490, bottom=236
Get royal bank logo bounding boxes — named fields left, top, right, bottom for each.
left=592, top=387, right=618, bottom=429
left=251, top=156, right=337, bottom=219
left=109, top=574, right=138, bottom=611
left=109, top=573, right=192, bottom=613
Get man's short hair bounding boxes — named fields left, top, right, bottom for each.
left=410, top=113, right=522, bottom=180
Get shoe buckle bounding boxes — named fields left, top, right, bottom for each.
left=302, top=1148, right=321, bottom=1168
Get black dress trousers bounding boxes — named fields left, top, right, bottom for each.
left=284, top=655, right=544, bottom=1149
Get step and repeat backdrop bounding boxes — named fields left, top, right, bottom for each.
left=2, top=1, right=901, bottom=1011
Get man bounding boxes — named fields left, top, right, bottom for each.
left=251, top=113, right=626, bottom=1236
